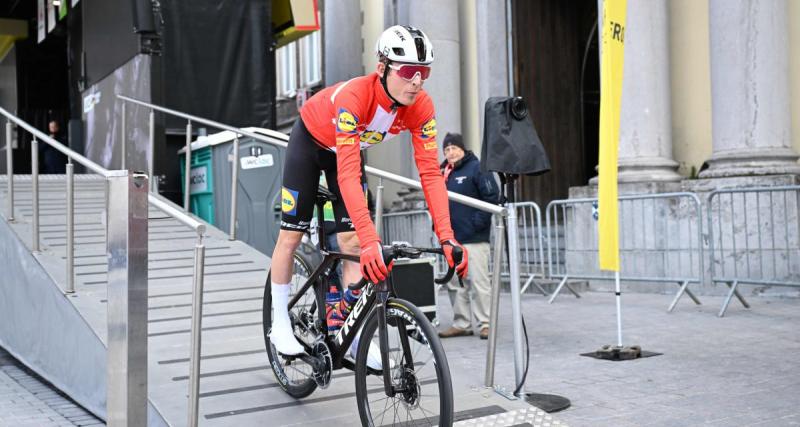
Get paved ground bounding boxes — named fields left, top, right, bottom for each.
left=1, top=288, right=798, bottom=426
left=438, top=289, right=800, bottom=427
left=0, top=347, right=103, bottom=427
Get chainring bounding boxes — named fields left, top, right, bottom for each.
left=311, top=341, right=333, bottom=389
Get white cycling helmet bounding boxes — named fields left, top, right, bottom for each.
left=375, top=25, right=434, bottom=65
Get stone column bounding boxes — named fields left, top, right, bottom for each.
left=616, top=0, right=682, bottom=183
left=408, top=0, right=462, bottom=142
left=700, top=0, right=800, bottom=178
left=325, top=0, right=363, bottom=82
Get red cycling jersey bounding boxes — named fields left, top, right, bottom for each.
left=299, top=73, right=454, bottom=246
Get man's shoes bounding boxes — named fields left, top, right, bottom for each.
left=479, top=327, right=489, bottom=340
left=438, top=326, right=474, bottom=338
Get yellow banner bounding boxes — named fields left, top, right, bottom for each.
left=598, top=0, right=627, bottom=272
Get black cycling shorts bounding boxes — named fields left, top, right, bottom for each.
left=280, top=118, right=366, bottom=234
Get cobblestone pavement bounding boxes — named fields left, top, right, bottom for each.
left=437, top=290, right=800, bottom=427
left=0, top=347, right=103, bottom=427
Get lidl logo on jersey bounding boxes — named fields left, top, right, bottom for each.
left=337, top=108, right=358, bottom=133
left=360, top=130, right=385, bottom=145
left=421, top=117, right=437, bottom=138
left=281, top=187, right=299, bottom=216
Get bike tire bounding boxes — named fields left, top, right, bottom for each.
left=263, top=251, right=319, bottom=398
left=354, top=298, right=454, bottom=427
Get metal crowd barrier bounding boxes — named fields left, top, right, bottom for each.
left=381, top=209, right=437, bottom=247
left=495, top=202, right=547, bottom=295
left=707, top=186, right=800, bottom=317
left=382, top=202, right=547, bottom=295
left=546, top=192, right=705, bottom=312
left=380, top=209, right=447, bottom=275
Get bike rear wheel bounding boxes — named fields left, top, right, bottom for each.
left=263, top=251, right=320, bottom=398
left=354, top=298, right=454, bottom=426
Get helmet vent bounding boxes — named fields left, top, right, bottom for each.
left=414, top=38, right=426, bottom=62
left=392, top=47, right=405, bottom=57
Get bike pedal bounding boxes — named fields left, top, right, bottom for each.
left=278, top=351, right=308, bottom=361
left=365, top=366, right=384, bottom=376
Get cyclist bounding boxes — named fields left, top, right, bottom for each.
left=269, top=25, right=469, bottom=368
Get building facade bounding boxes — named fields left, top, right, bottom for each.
left=275, top=0, right=800, bottom=209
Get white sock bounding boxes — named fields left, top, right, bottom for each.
left=271, top=282, right=291, bottom=326
left=269, top=283, right=304, bottom=355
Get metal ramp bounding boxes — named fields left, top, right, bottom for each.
left=0, top=174, right=557, bottom=426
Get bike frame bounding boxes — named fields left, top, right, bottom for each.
left=283, top=195, right=418, bottom=395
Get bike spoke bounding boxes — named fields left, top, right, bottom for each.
left=415, top=402, right=437, bottom=425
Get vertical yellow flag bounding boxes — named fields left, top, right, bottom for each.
left=598, top=0, right=627, bottom=272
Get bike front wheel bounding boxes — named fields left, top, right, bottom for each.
left=354, top=298, right=454, bottom=427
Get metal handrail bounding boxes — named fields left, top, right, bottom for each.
left=149, top=193, right=207, bottom=234
left=1, top=106, right=110, bottom=176
left=1, top=108, right=206, bottom=289
left=367, top=166, right=507, bottom=216
left=117, top=94, right=290, bottom=147
left=3, top=108, right=208, bottom=423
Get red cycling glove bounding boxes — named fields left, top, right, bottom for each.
left=360, top=240, right=390, bottom=283
left=441, top=239, right=468, bottom=279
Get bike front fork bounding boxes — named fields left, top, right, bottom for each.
left=376, top=291, right=394, bottom=397
left=376, top=291, right=416, bottom=398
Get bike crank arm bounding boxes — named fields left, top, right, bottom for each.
left=282, top=352, right=326, bottom=372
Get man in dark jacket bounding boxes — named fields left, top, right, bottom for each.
left=438, top=133, right=499, bottom=339
left=40, top=120, right=68, bottom=174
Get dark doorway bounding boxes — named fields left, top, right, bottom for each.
left=512, top=0, right=599, bottom=207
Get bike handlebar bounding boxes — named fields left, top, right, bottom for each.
left=348, top=243, right=463, bottom=291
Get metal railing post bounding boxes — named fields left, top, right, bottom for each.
left=184, top=120, right=192, bottom=211
left=106, top=171, right=149, bottom=426
left=535, top=204, right=546, bottom=278
left=229, top=136, right=239, bottom=240
left=149, top=109, right=155, bottom=191
left=66, top=161, right=75, bottom=293
left=31, top=137, right=39, bottom=251
left=5, top=120, right=13, bottom=221
left=485, top=211, right=506, bottom=387
left=121, top=102, right=126, bottom=170
left=507, top=204, right=525, bottom=395
left=187, top=234, right=206, bottom=427
left=375, top=177, right=384, bottom=237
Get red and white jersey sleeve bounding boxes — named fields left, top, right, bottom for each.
left=407, top=96, right=455, bottom=243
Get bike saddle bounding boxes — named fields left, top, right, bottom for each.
left=316, top=186, right=337, bottom=205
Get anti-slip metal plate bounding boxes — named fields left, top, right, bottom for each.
left=454, top=407, right=569, bottom=427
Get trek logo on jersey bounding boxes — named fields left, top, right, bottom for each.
left=281, top=187, right=299, bottom=216
left=421, top=117, right=437, bottom=138
left=360, top=131, right=385, bottom=145
left=337, top=108, right=358, bottom=134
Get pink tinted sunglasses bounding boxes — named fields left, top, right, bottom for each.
left=388, top=63, right=431, bottom=81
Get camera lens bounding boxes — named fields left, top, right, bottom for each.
left=510, top=97, right=528, bottom=120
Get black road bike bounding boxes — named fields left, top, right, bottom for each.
left=262, top=187, right=461, bottom=426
